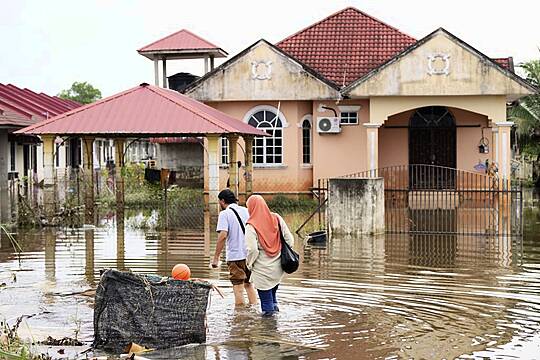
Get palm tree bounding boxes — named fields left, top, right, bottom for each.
left=509, top=59, right=540, bottom=143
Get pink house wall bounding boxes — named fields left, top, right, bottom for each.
left=378, top=107, right=493, bottom=172
left=311, top=99, right=370, bottom=182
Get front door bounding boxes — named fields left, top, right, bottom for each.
left=409, top=106, right=456, bottom=189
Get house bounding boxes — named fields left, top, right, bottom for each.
left=175, top=7, right=535, bottom=195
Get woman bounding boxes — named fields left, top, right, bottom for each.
left=245, top=195, right=294, bottom=316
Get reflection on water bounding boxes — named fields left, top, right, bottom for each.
left=0, top=190, right=539, bottom=359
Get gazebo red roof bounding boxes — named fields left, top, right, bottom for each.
left=15, top=83, right=266, bottom=137
left=138, top=29, right=227, bottom=59
left=277, top=7, right=417, bottom=87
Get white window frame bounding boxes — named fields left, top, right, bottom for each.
left=339, top=105, right=361, bottom=125
left=220, top=136, right=229, bottom=165
left=243, top=105, right=288, bottom=167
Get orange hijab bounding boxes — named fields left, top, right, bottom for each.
left=246, top=195, right=281, bottom=257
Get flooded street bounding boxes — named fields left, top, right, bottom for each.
left=1, top=190, right=540, bottom=359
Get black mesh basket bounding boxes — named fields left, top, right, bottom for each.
left=93, top=269, right=212, bottom=352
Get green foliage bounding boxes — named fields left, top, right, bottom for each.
left=267, top=194, right=317, bottom=213
left=58, top=81, right=102, bottom=104
left=509, top=57, right=540, bottom=156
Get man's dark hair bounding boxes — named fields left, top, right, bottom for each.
left=218, top=189, right=238, bottom=204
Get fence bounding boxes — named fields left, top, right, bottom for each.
left=342, top=164, right=523, bottom=236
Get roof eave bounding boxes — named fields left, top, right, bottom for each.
left=138, top=48, right=228, bottom=61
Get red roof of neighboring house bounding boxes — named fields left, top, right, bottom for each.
left=16, top=84, right=267, bottom=137
left=0, top=83, right=81, bottom=128
left=277, top=7, right=417, bottom=86
left=0, top=106, right=35, bottom=127
left=138, top=29, right=227, bottom=59
left=492, top=57, right=515, bottom=72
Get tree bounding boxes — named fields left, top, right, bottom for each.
left=509, top=58, right=540, bottom=156
left=58, top=81, right=102, bottom=104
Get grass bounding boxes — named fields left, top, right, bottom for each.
left=0, top=317, right=50, bottom=360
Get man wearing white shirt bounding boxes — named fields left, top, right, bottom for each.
left=212, top=189, right=257, bottom=306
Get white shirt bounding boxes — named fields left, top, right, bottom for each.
left=216, top=203, right=249, bottom=262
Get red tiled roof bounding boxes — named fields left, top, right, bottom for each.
left=149, top=137, right=203, bottom=144
left=139, top=29, right=223, bottom=52
left=16, top=84, right=267, bottom=137
left=0, top=83, right=81, bottom=128
left=492, top=57, right=514, bottom=72
left=277, top=7, right=417, bottom=87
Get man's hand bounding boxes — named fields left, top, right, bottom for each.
left=211, top=259, right=219, bottom=268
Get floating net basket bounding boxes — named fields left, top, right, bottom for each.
left=93, top=269, right=212, bottom=352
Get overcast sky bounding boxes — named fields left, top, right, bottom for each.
left=1, top=0, right=538, bottom=97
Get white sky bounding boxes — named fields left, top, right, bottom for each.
left=1, top=0, right=538, bottom=97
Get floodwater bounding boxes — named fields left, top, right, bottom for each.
left=1, top=190, right=539, bottom=359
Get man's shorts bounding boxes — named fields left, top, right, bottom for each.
left=227, top=259, right=251, bottom=285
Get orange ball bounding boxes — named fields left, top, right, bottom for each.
left=171, top=263, right=191, bottom=280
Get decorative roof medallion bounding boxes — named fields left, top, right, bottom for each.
left=251, top=60, right=273, bottom=80
left=427, top=53, right=450, bottom=75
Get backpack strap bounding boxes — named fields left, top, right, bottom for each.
left=229, top=207, right=245, bottom=234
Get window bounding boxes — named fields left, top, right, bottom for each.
left=302, top=118, right=311, bottom=164
left=338, top=105, right=361, bottom=125
left=9, top=142, right=16, bottom=172
left=247, top=108, right=284, bottom=165
left=221, top=137, right=229, bottom=165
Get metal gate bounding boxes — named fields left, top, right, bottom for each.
left=342, top=165, right=523, bottom=236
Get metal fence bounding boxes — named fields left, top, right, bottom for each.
left=342, top=164, right=523, bottom=236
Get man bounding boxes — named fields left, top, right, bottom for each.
left=212, top=189, right=258, bottom=306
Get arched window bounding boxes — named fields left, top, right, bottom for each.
left=302, top=118, right=311, bottom=164
left=247, top=108, right=284, bottom=165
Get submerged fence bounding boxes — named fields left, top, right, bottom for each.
left=342, top=164, right=523, bottom=236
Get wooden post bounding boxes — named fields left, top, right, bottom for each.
left=85, top=228, right=95, bottom=283
left=83, top=136, right=95, bottom=224
left=114, top=138, right=125, bottom=222
left=244, top=135, right=254, bottom=199
left=227, top=135, right=239, bottom=197
left=0, top=130, right=9, bottom=222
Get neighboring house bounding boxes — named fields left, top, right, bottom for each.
left=177, top=7, right=535, bottom=195
left=0, top=84, right=83, bottom=185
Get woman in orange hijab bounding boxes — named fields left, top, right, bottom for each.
left=245, top=195, right=294, bottom=316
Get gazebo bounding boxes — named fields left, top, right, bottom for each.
left=15, top=83, right=266, bottom=223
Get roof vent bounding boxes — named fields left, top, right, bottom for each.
left=140, top=82, right=150, bottom=87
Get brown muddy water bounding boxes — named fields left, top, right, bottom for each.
left=1, top=190, right=540, bottom=359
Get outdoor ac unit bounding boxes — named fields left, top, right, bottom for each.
left=317, top=117, right=341, bottom=134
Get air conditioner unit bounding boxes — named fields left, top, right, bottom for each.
left=317, top=116, right=341, bottom=134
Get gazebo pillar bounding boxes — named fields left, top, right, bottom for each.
left=83, top=136, right=95, bottom=224
left=206, top=135, right=220, bottom=214
left=162, top=58, right=167, bottom=88
left=42, top=135, right=56, bottom=220
left=154, top=59, right=159, bottom=86
left=227, top=134, right=239, bottom=197
left=114, top=138, right=125, bottom=221
left=244, top=135, right=254, bottom=199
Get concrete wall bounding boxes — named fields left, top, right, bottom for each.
left=208, top=100, right=314, bottom=193
left=328, top=178, right=385, bottom=235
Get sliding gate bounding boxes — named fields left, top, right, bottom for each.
left=343, top=165, right=523, bottom=236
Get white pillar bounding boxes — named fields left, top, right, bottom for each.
left=204, top=57, right=209, bottom=74
left=162, top=58, right=167, bottom=88
left=496, top=122, right=513, bottom=180
left=153, top=59, right=159, bottom=86
left=206, top=135, right=220, bottom=214
left=210, top=56, right=215, bottom=71
left=492, top=126, right=499, bottom=165
left=364, top=123, right=381, bottom=175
